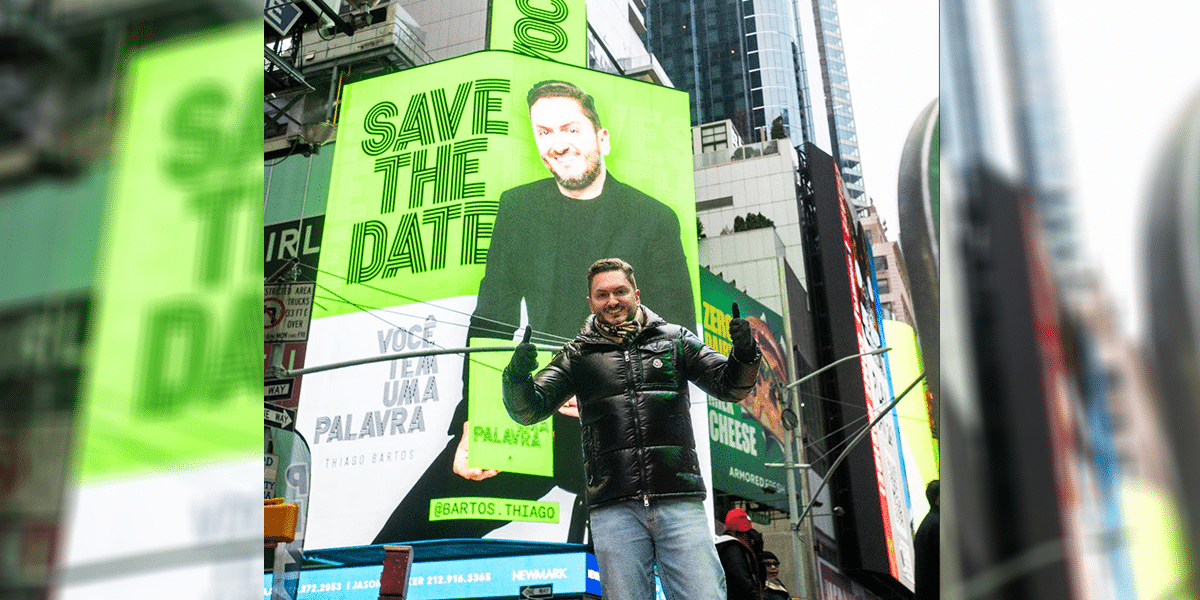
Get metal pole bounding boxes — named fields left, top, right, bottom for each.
left=777, top=345, right=888, bottom=600
left=286, top=344, right=563, bottom=377
left=776, top=257, right=809, bottom=600
left=264, top=46, right=315, bottom=93
left=781, top=417, right=807, bottom=600
left=307, top=0, right=356, bottom=36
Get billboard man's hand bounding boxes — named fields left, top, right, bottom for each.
left=557, top=395, right=580, bottom=418
left=729, top=302, right=759, bottom=362
left=453, top=421, right=499, bottom=480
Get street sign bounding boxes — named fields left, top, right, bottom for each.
left=265, top=379, right=295, bottom=403
left=265, top=0, right=303, bottom=37
left=747, top=509, right=772, bottom=526
left=265, top=403, right=297, bottom=431
left=520, top=584, right=553, bottom=599
left=265, top=282, right=315, bottom=343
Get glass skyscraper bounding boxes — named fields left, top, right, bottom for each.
left=645, top=0, right=815, bottom=146
left=811, top=0, right=867, bottom=207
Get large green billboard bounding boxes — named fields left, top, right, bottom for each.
left=881, top=320, right=937, bottom=522
left=62, top=23, right=262, bottom=600
left=296, top=50, right=697, bottom=548
left=77, top=24, right=262, bottom=480
left=700, top=268, right=790, bottom=509
left=488, top=0, right=588, bottom=67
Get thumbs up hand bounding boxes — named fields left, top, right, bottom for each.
left=728, top=302, right=758, bottom=362
left=505, top=326, right=539, bottom=381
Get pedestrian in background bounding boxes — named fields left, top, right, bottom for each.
left=914, top=479, right=939, bottom=600
left=716, top=508, right=763, bottom=600
left=760, top=551, right=789, bottom=600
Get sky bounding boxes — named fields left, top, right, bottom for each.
left=1043, top=0, right=1200, bottom=336
left=822, top=0, right=939, bottom=243
left=828, top=0, right=1198, bottom=336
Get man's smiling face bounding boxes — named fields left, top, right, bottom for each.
left=529, top=96, right=610, bottom=197
left=588, top=269, right=639, bottom=325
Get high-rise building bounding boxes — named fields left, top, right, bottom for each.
left=994, top=0, right=1081, bottom=285
left=860, top=204, right=916, bottom=328
left=809, top=0, right=867, bottom=208
left=644, top=0, right=816, bottom=145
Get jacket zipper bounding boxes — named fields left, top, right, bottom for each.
left=625, top=347, right=651, bottom=508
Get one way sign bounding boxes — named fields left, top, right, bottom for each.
left=520, top=584, right=553, bottom=599
left=265, top=403, right=296, bottom=431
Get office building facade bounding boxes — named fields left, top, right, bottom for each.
left=810, top=0, right=867, bottom=207
left=645, top=0, right=816, bottom=145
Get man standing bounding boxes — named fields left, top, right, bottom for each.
left=503, top=258, right=761, bottom=600
left=374, top=80, right=693, bottom=544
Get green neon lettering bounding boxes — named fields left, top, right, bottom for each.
left=513, top=18, right=568, bottom=57
left=429, top=497, right=559, bottom=523
left=346, top=220, right=387, bottom=284
left=138, top=302, right=208, bottom=415
left=516, top=0, right=568, bottom=21
left=430, top=81, right=473, bottom=142
left=163, top=83, right=229, bottom=183
left=393, top=92, right=435, bottom=151
left=381, top=211, right=426, bottom=277
left=374, top=152, right=412, bottom=214
left=471, top=79, right=511, bottom=136
left=361, top=101, right=399, bottom=156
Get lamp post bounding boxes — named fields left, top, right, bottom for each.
left=767, top=370, right=923, bottom=600
left=769, top=368, right=926, bottom=600
left=767, top=345, right=890, bottom=600
left=796, top=373, right=925, bottom=520
left=784, top=346, right=891, bottom=391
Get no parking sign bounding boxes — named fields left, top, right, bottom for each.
left=266, top=282, right=315, bottom=343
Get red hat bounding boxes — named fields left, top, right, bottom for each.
left=725, top=508, right=753, bottom=532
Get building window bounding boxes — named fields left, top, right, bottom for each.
left=700, top=124, right=728, bottom=152
left=697, top=196, right=734, bottom=211
left=881, top=302, right=894, bottom=320
left=873, top=256, right=888, bottom=272
left=877, top=278, right=890, bottom=294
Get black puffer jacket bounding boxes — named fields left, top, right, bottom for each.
left=503, top=306, right=760, bottom=508
left=716, top=535, right=763, bottom=600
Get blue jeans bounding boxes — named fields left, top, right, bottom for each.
left=590, top=497, right=726, bottom=600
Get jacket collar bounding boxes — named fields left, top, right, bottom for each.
left=578, top=305, right=666, bottom=344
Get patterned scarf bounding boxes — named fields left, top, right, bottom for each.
left=593, top=304, right=645, bottom=344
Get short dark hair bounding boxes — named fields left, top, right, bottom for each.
left=926, top=479, right=939, bottom=505
left=527, top=80, right=603, bottom=130
left=587, top=258, right=636, bottom=292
